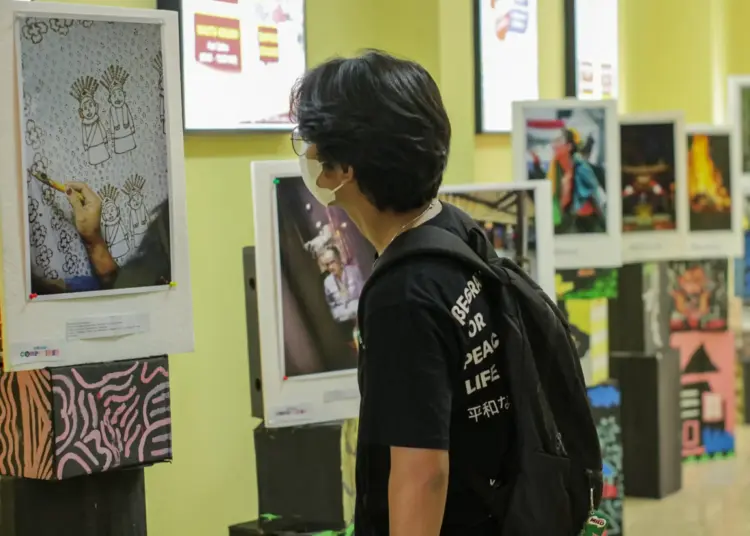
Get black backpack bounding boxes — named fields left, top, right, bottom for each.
left=367, top=225, right=603, bottom=535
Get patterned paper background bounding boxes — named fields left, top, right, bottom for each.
left=19, top=17, right=169, bottom=280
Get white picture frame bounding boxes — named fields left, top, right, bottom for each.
left=0, top=1, right=193, bottom=369
left=252, top=159, right=360, bottom=428
left=438, top=181, right=556, bottom=299
left=619, top=112, right=689, bottom=262
left=728, top=76, right=750, bottom=188
left=684, top=124, right=743, bottom=259
left=512, top=98, right=622, bottom=269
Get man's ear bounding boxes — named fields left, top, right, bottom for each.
left=340, top=164, right=354, bottom=181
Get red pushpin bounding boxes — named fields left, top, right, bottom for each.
left=29, top=293, right=38, bottom=300
left=283, top=376, right=288, bottom=381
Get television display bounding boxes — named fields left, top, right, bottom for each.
left=474, top=0, right=539, bottom=133
left=159, top=0, right=305, bottom=132
left=564, top=0, right=619, bottom=100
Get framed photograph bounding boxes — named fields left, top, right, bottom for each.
left=158, top=0, right=306, bottom=133
left=728, top=76, right=750, bottom=187
left=512, top=98, right=622, bottom=269
left=252, top=159, right=369, bottom=427
left=563, top=0, right=619, bottom=100
left=0, top=1, right=193, bottom=368
left=685, top=125, right=742, bottom=258
left=619, top=113, right=689, bottom=262
left=438, top=181, right=555, bottom=298
left=474, top=0, right=539, bottom=133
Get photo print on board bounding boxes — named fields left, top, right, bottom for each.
left=438, top=188, right=540, bottom=280
left=667, top=259, right=728, bottom=332
left=275, top=177, right=375, bottom=378
left=687, top=133, right=732, bottom=231
left=620, top=122, right=677, bottom=232
left=523, top=106, right=608, bottom=235
left=18, top=17, right=172, bottom=298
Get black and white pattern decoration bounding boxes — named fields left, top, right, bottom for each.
left=19, top=17, right=169, bottom=280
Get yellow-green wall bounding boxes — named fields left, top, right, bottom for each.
left=42, top=0, right=746, bottom=534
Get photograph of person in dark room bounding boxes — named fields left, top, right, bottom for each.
left=30, top=181, right=170, bottom=295
left=275, top=175, right=374, bottom=378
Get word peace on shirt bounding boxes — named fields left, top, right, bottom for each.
left=451, top=273, right=512, bottom=422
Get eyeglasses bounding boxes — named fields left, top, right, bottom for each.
left=291, top=128, right=307, bottom=157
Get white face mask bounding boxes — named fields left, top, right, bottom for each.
left=299, top=155, right=346, bottom=206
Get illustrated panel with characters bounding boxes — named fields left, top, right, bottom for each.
left=18, top=17, right=170, bottom=297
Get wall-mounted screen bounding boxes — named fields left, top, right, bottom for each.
left=158, top=0, right=305, bottom=133
left=564, top=0, right=618, bottom=100
left=474, top=0, right=539, bottom=133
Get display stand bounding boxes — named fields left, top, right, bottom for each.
left=0, top=468, right=146, bottom=536
left=233, top=247, right=353, bottom=536
left=608, top=262, right=682, bottom=499
left=610, top=351, right=682, bottom=499
left=0, top=355, right=172, bottom=535
left=586, top=381, right=624, bottom=536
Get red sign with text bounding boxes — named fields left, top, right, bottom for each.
left=194, top=13, right=242, bottom=72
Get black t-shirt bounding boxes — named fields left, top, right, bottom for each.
left=354, top=203, right=514, bottom=536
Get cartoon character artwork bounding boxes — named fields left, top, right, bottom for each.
left=668, top=260, right=728, bottom=332
left=621, top=162, right=672, bottom=231
left=152, top=52, right=165, bottom=134
left=69, top=76, right=110, bottom=166
left=98, top=184, right=130, bottom=263
left=123, top=174, right=150, bottom=247
left=100, top=64, right=137, bottom=155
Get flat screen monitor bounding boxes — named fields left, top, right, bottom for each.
left=474, top=0, right=539, bottom=133
left=158, top=0, right=306, bottom=133
left=564, top=0, right=618, bottom=100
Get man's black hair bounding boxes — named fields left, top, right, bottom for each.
left=290, top=50, right=451, bottom=213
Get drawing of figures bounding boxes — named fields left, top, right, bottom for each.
left=101, top=65, right=137, bottom=155
left=123, top=174, right=149, bottom=246
left=70, top=76, right=110, bottom=166
left=98, top=184, right=130, bottom=262
left=152, top=53, right=165, bottom=134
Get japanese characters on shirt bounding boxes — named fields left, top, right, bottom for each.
left=451, top=273, right=511, bottom=423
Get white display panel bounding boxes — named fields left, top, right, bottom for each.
left=0, top=1, right=193, bottom=369
left=619, top=112, right=690, bottom=262
left=567, top=0, right=618, bottom=100
left=438, top=181, right=555, bottom=298
left=252, top=160, right=362, bottom=428
left=683, top=125, right=743, bottom=259
left=512, top=98, right=622, bottom=269
left=474, top=0, right=539, bottom=133
left=162, top=0, right=305, bottom=132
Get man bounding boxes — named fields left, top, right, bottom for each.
left=291, top=50, right=512, bottom=535
left=320, top=246, right=364, bottom=323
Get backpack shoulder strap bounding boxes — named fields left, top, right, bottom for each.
left=370, top=225, right=506, bottom=286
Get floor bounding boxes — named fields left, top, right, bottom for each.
left=625, top=426, right=750, bottom=535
